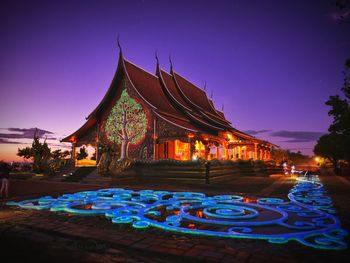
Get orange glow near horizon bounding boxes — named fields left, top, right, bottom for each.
left=0, top=144, right=28, bottom=162
left=0, top=140, right=72, bottom=163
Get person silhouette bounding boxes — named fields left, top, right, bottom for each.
left=0, top=162, right=10, bottom=198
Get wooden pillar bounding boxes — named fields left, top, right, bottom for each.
left=254, top=143, right=258, bottom=160
left=189, top=139, right=194, bottom=160
left=72, top=143, right=75, bottom=160
left=72, top=143, right=76, bottom=166
left=96, top=122, right=99, bottom=164
left=153, top=119, right=156, bottom=160
left=205, top=145, right=210, bottom=160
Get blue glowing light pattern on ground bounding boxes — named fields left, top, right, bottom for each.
left=7, top=175, right=348, bottom=250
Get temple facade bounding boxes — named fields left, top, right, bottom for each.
left=62, top=48, right=275, bottom=166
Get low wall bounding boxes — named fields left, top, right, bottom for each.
left=118, top=159, right=282, bottom=184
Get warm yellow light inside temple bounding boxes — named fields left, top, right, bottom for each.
left=175, top=140, right=190, bottom=160
left=75, top=144, right=97, bottom=167
left=194, top=140, right=206, bottom=159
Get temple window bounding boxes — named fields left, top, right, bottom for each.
left=241, top=146, right=247, bottom=160
left=227, top=148, right=234, bottom=159
left=194, top=140, right=206, bottom=159
left=218, top=145, right=224, bottom=160
left=174, top=140, right=190, bottom=160
left=75, top=144, right=97, bottom=167
left=209, top=145, right=217, bottom=160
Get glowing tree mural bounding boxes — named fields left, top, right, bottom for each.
left=105, top=89, right=147, bottom=160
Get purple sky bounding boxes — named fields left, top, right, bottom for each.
left=1, top=0, right=349, bottom=160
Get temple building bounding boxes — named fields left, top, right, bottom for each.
left=62, top=47, right=274, bottom=166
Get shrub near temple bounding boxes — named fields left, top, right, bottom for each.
left=17, top=130, right=51, bottom=174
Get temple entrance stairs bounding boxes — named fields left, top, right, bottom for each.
left=46, top=162, right=77, bottom=182
left=80, top=169, right=112, bottom=186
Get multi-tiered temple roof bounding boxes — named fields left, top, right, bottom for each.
left=62, top=49, right=270, bottom=146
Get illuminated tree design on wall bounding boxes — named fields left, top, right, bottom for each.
left=105, top=89, right=147, bottom=160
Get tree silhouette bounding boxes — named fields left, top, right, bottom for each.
left=17, top=129, right=51, bottom=173
left=314, top=59, right=350, bottom=169
left=17, top=147, right=32, bottom=161
left=314, top=133, right=344, bottom=169
left=105, top=89, right=147, bottom=160
left=76, top=146, right=88, bottom=160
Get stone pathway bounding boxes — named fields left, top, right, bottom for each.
left=1, top=175, right=350, bottom=262
left=335, top=176, right=350, bottom=186
left=258, top=175, right=289, bottom=196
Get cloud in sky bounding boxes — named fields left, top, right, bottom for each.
left=269, top=130, right=324, bottom=143
left=0, top=127, right=72, bottom=161
left=0, top=128, right=60, bottom=145
left=243, top=130, right=271, bottom=135
left=0, top=138, right=24, bottom=144
left=0, top=127, right=53, bottom=140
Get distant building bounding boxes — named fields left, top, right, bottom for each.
left=62, top=47, right=274, bottom=166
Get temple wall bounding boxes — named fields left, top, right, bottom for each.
left=155, top=116, right=192, bottom=160
left=155, top=116, right=189, bottom=139
left=76, top=126, right=97, bottom=147
left=97, top=76, right=155, bottom=160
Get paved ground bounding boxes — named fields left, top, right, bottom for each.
left=0, top=175, right=349, bottom=262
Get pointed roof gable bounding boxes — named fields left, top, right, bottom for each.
left=124, top=59, right=182, bottom=119
left=87, top=50, right=125, bottom=120
left=62, top=50, right=274, bottom=147
left=159, top=69, right=193, bottom=112
left=171, top=71, right=233, bottom=128
left=172, top=72, right=226, bottom=120
left=157, top=67, right=227, bottom=132
left=61, top=117, right=96, bottom=142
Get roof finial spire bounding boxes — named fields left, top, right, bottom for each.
left=203, top=81, right=207, bottom=91
left=210, top=90, right=213, bottom=99
left=221, top=103, right=224, bottom=112
left=155, top=50, right=159, bottom=65
left=117, top=35, right=122, bottom=53
left=169, top=55, right=173, bottom=72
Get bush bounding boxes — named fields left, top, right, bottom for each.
left=132, top=159, right=204, bottom=167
